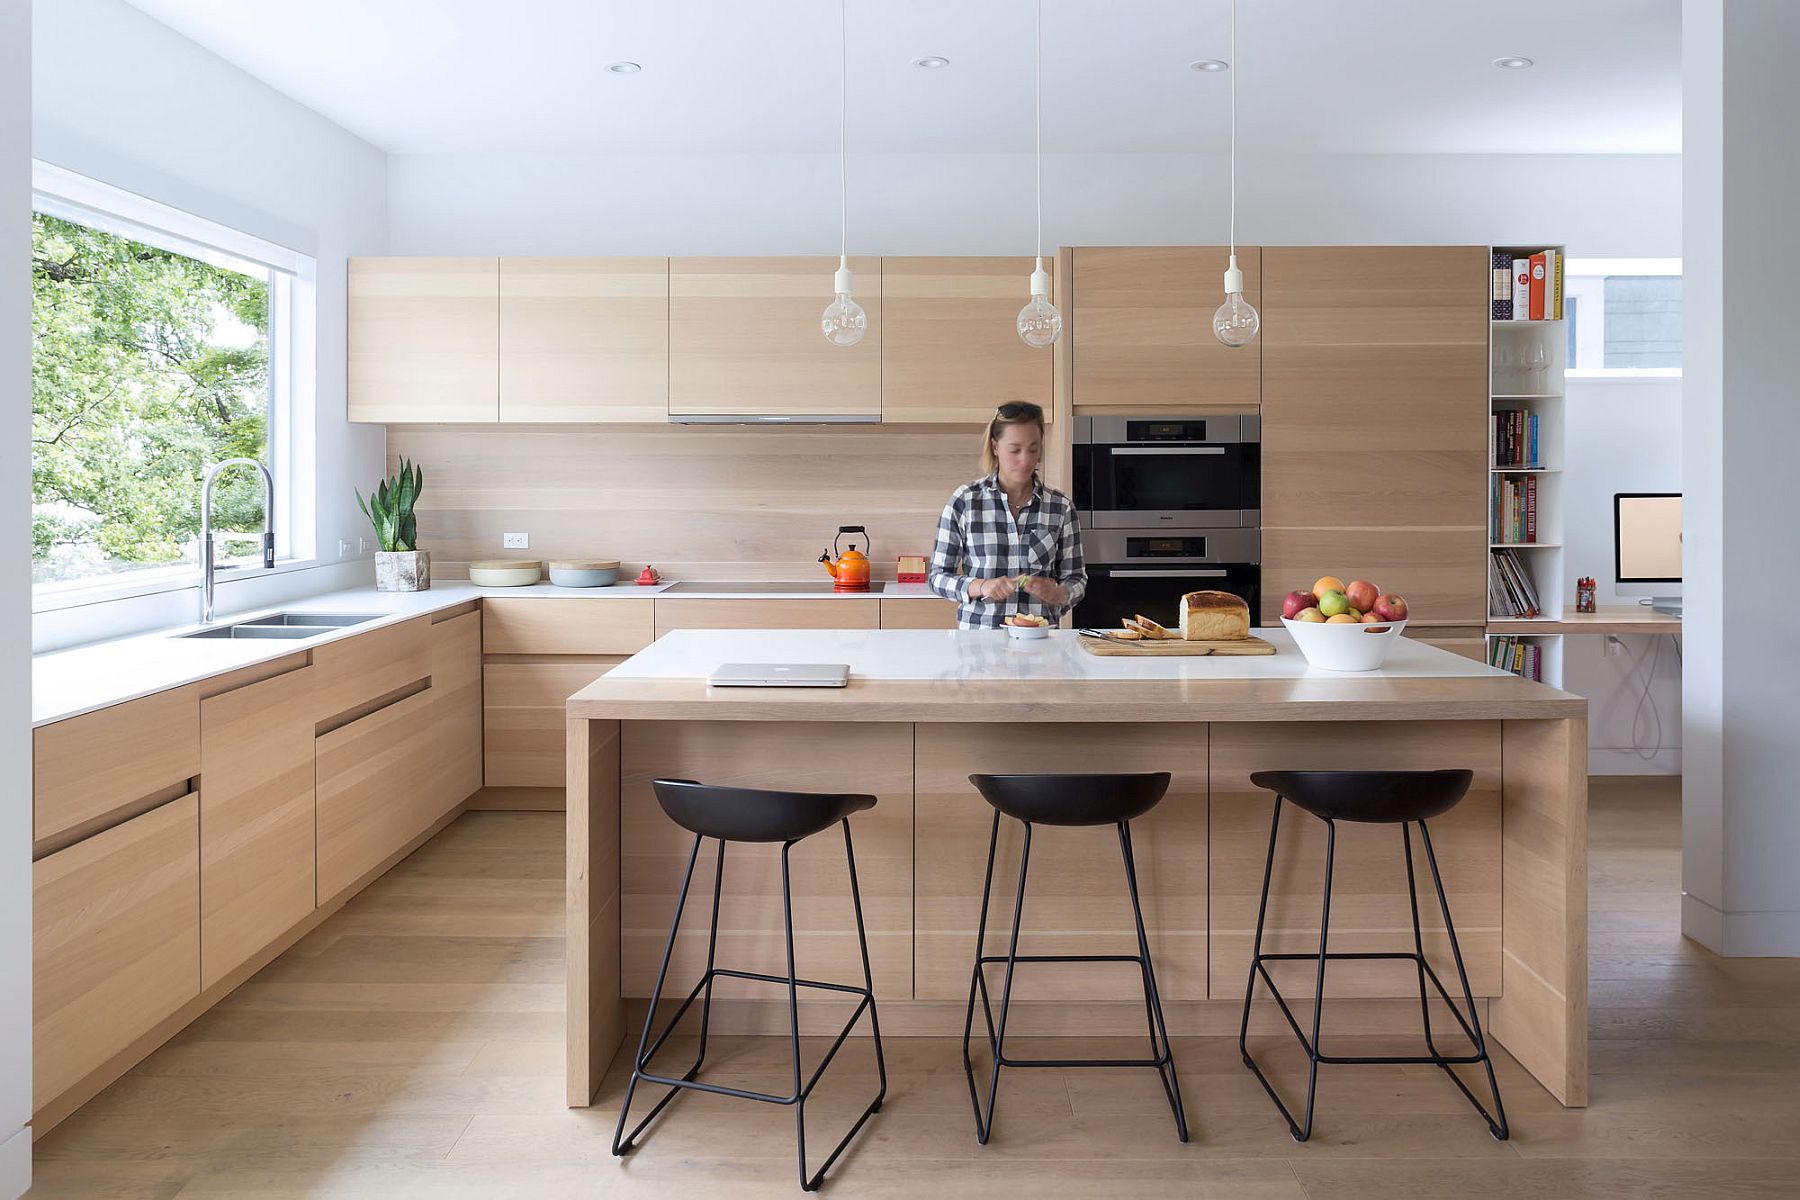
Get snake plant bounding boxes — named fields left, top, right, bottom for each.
left=356, top=458, right=423, bottom=552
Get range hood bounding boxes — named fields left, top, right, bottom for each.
left=667, top=414, right=882, bottom=426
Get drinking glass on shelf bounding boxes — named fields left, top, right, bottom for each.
left=1526, top=342, right=1550, bottom=394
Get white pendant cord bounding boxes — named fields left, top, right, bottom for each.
left=1227, top=0, right=1237, bottom=261
left=838, top=0, right=849, bottom=274
left=1034, top=0, right=1044, bottom=272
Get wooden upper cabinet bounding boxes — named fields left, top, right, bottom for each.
left=1071, top=247, right=1261, bottom=410
left=880, top=257, right=1053, bottom=423
left=348, top=257, right=499, bottom=423
left=669, top=257, right=880, bottom=418
left=499, top=258, right=670, bottom=423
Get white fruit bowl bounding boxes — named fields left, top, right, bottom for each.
left=1281, top=616, right=1408, bottom=672
left=1004, top=621, right=1051, bottom=640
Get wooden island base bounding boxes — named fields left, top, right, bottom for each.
left=567, top=701, right=1587, bottom=1110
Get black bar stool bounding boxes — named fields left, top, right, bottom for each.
left=611, top=778, right=887, bottom=1192
left=962, top=772, right=1188, bottom=1144
left=1238, top=769, right=1508, bottom=1143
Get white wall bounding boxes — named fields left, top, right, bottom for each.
left=2, top=0, right=32, bottom=1188
left=29, top=0, right=388, bottom=652
left=1560, top=377, right=1683, bottom=775
left=1683, top=0, right=1800, bottom=956
left=388, top=150, right=1680, bottom=257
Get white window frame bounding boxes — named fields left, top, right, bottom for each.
left=29, top=162, right=318, bottom=613
left=1564, top=257, right=1682, bottom=381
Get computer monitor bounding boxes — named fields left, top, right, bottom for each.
left=1614, top=492, right=1682, bottom=614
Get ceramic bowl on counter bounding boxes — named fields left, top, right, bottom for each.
left=549, top=559, right=621, bottom=587
left=469, top=559, right=543, bottom=587
left=1281, top=616, right=1408, bottom=672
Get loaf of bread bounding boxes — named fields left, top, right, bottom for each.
left=1178, top=590, right=1250, bottom=641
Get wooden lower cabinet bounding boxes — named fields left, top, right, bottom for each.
left=33, top=686, right=198, bottom=855
left=483, top=598, right=653, bottom=656
left=484, top=657, right=627, bottom=788
left=315, top=688, right=440, bottom=905
left=1207, top=721, right=1502, bottom=1000
left=198, top=665, right=318, bottom=990
left=33, top=794, right=200, bottom=1113
left=429, top=610, right=485, bottom=816
left=913, top=725, right=1208, bottom=1003
left=653, top=598, right=880, bottom=636
left=1410, top=625, right=1488, bottom=662
left=878, top=598, right=958, bottom=629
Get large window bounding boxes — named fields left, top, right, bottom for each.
left=31, top=165, right=312, bottom=599
left=1564, top=258, right=1682, bottom=377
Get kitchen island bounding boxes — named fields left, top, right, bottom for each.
left=565, top=629, right=1588, bottom=1110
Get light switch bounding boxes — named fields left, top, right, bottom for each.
left=503, top=532, right=530, bottom=549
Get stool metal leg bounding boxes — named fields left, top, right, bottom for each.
left=961, top=809, right=1004, bottom=1140
left=969, top=818, right=1032, bottom=1144
left=1117, top=821, right=1189, bottom=1142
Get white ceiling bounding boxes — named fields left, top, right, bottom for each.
left=119, top=0, right=1682, bottom=157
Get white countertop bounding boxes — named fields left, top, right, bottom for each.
left=606, top=628, right=1510, bottom=683
left=30, top=580, right=944, bottom=727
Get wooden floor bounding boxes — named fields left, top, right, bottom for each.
left=29, top=776, right=1800, bottom=1198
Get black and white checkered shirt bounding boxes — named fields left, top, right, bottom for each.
left=928, top=474, right=1087, bottom=629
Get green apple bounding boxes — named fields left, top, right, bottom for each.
left=1317, top=589, right=1351, bottom=618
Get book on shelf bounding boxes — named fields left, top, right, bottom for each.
left=1512, top=257, right=1529, bottom=321
left=1491, top=251, right=1513, bottom=320
left=1490, top=473, right=1539, bottom=543
left=1489, top=548, right=1543, bottom=618
left=1492, top=408, right=1541, bottom=467
left=1499, top=248, right=1563, bottom=320
left=1487, top=635, right=1543, bottom=682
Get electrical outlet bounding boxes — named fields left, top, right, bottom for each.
left=337, top=538, right=351, bottom=558
left=503, top=532, right=530, bottom=549
left=1604, top=634, right=1622, bottom=657
left=359, top=536, right=368, bottom=555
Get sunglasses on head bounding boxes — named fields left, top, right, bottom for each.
left=995, top=402, right=1044, bottom=421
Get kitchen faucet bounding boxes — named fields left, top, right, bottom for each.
left=199, top=458, right=275, bottom=624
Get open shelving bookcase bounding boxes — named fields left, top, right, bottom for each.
left=1487, top=244, right=1567, bottom=686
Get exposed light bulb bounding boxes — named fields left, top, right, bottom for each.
left=822, top=259, right=867, bottom=347
left=1213, top=255, right=1260, bottom=349
left=1017, top=259, right=1063, bottom=348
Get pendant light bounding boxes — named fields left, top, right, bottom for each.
left=821, top=0, right=868, bottom=347
left=1016, top=0, right=1063, bottom=348
left=1212, top=0, right=1260, bottom=349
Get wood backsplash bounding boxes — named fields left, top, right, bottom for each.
left=386, top=424, right=986, bottom=581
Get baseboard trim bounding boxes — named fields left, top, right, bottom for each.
left=468, top=785, right=564, bottom=811
left=1682, top=891, right=1800, bottom=956
left=0, top=1125, right=29, bottom=1200
left=1587, top=748, right=1681, bottom=775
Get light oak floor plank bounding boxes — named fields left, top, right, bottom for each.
left=31, top=780, right=1800, bottom=1200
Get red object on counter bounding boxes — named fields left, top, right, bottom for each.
left=896, top=554, right=927, bottom=584
left=635, top=565, right=661, bottom=586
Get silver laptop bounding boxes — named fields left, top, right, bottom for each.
left=707, top=662, right=851, bottom=688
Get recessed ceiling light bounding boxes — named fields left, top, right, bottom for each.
left=1189, top=59, right=1230, bottom=73
left=911, top=55, right=951, bottom=70
left=605, top=61, right=642, bottom=75
left=1492, top=56, right=1534, bottom=70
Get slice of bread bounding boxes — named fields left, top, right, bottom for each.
left=1131, top=614, right=1176, bottom=640
left=1178, top=590, right=1251, bottom=641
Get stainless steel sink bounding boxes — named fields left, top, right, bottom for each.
left=178, top=611, right=383, bottom=640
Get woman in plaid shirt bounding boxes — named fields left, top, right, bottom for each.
left=928, top=402, right=1087, bottom=629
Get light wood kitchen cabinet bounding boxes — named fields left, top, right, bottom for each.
left=428, top=609, right=485, bottom=816
left=33, top=793, right=200, bottom=1113
left=197, top=664, right=318, bottom=990
left=315, top=688, right=441, bottom=906
left=499, top=257, right=669, bottom=423
left=33, top=687, right=198, bottom=855
left=1259, top=246, right=1488, bottom=626
left=669, top=257, right=881, bottom=418
left=348, top=257, right=499, bottom=423
left=878, top=598, right=959, bottom=629
left=879, top=257, right=1053, bottom=423
left=311, top=615, right=433, bottom=728
left=482, top=598, right=654, bottom=656
left=653, top=598, right=880, bottom=637
left=1071, top=247, right=1262, bottom=410
left=485, top=657, right=628, bottom=788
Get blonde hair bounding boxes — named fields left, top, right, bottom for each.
left=981, top=402, right=1047, bottom=475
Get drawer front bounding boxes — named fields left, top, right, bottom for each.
left=429, top=610, right=484, bottom=817
left=484, top=658, right=626, bottom=788
left=199, top=665, right=318, bottom=990
left=310, top=616, right=433, bottom=728
left=34, top=793, right=200, bottom=1113
left=653, top=598, right=880, bottom=636
left=34, top=688, right=199, bottom=852
left=482, top=598, right=655, bottom=656
left=878, top=598, right=959, bottom=629
left=315, top=688, right=440, bottom=905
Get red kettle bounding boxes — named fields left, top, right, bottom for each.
left=819, top=526, right=872, bottom=592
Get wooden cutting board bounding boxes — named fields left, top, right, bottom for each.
left=1079, top=634, right=1277, bottom=657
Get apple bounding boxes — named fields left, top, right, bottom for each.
left=1293, top=607, right=1326, bottom=623
left=1317, top=589, right=1351, bottom=618
left=1358, top=611, right=1383, bottom=624
left=1312, top=575, right=1345, bottom=598
left=1282, top=590, right=1317, bottom=620
left=1373, top=593, right=1409, bottom=622
left=1325, top=613, right=1359, bottom=624
left=1344, top=580, right=1380, bottom=614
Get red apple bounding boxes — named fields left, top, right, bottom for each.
left=1344, top=579, right=1380, bottom=613
left=1282, top=589, right=1317, bottom=620
left=1373, top=593, right=1409, bottom=622
left=1293, top=607, right=1326, bottom=624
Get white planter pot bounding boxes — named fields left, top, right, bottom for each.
left=375, top=549, right=431, bottom=592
